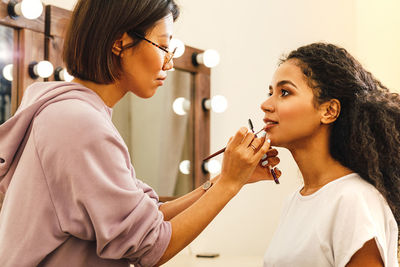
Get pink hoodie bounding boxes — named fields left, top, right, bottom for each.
left=0, top=82, right=171, bottom=267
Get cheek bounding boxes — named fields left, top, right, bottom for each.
left=278, top=102, right=309, bottom=122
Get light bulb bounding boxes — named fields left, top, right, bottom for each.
left=29, top=61, right=54, bottom=79
left=179, top=160, right=191, bottom=175
left=203, top=159, right=221, bottom=174
left=55, top=67, right=74, bottom=82
left=2, top=64, right=13, bottom=81
left=9, top=0, right=43, bottom=20
left=203, top=95, right=228, bottom=113
left=195, top=49, right=220, bottom=68
left=170, top=38, right=185, bottom=58
left=172, top=97, right=191, bottom=116
left=21, top=0, right=43, bottom=19
left=35, top=61, right=54, bottom=78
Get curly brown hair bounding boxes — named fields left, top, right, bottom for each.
left=281, top=43, right=400, bottom=238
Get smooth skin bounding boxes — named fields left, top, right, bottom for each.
left=261, top=59, right=383, bottom=266
left=73, top=14, right=281, bottom=266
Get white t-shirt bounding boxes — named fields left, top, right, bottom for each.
left=263, top=173, right=398, bottom=267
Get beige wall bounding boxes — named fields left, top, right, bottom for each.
left=43, top=0, right=400, bottom=260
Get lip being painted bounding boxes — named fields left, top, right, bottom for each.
left=263, top=118, right=278, bottom=130
left=155, top=77, right=166, bottom=86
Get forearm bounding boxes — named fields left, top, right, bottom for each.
left=159, top=175, right=220, bottom=221
left=156, top=179, right=239, bottom=266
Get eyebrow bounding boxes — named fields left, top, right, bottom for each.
left=269, top=80, right=298, bottom=91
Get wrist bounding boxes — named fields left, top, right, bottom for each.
left=215, top=176, right=242, bottom=196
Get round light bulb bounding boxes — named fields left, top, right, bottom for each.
left=179, top=160, right=191, bottom=175
left=60, top=68, right=74, bottom=82
left=204, top=159, right=221, bottom=174
left=170, top=38, right=185, bottom=58
left=211, top=95, right=228, bottom=113
left=34, top=61, right=54, bottom=78
left=2, top=64, right=13, bottom=81
left=172, top=97, right=191, bottom=116
left=197, top=49, right=220, bottom=68
left=20, top=0, right=43, bottom=20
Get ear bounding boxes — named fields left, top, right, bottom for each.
left=112, top=33, right=134, bottom=57
left=112, top=39, right=123, bottom=57
left=320, top=99, right=341, bottom=124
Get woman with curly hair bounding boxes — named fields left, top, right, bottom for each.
left=262, top=43, right=399, bottom=266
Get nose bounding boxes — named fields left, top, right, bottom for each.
left=163, top=58, right=174, bottom=71
left=260, top=97, right=274, bottom=113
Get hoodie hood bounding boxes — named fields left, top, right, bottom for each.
left=0, top=81, right=109, bottom=191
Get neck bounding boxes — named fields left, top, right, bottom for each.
left=71, top=78, right=126, bottom=107
left=289, top=130, right=353, bottom=195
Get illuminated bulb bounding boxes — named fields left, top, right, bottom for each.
left=203, top=95, right=228, bottom=113
left=170, top=38, right=185, bottom=58
left=179, top=160, right=191, bottom=175
left=55, top=67, right=74, bottom=82
left=29, top=61, right=54, bottom=79
left=193, top=49, right=220, bottom=68
left=172, top=97, right=191, bottom=116
left=2, top=64, right=13, bottom=81
left=203, top=159, right=221, bottom=174
left=8, top=0, right=43, bottom=20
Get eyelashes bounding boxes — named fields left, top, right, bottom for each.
left=268, top=89, right=290, bottom=97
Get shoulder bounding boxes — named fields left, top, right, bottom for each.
left=330, top=174, right=386, bottom=205
left=32, top=90, right=116, bottom=149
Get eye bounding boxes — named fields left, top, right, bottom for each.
left=281, top=89, right=289, bottom=97
left=268, top=92, right=273, bottom=97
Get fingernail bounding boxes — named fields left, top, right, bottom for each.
left=261, top=160, right=269, bottom=167
left=267, top=138, right=271, bottom=143
left=259, top=130, right=267, bottom=137
left=261, top=154, right=267, bottom=160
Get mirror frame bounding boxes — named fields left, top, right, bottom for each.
left=45, top=5, right=211, bottom=202
left=0, top=1, right=46, bottom=115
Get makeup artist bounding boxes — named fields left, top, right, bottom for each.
left=0, top=0, right=280, bottom=266
left=262, top=43, right=399, bottom=266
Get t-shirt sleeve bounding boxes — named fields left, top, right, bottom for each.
left=33, top=100, right=171, bottom=267
left=330, top=189, right=394, bottom=267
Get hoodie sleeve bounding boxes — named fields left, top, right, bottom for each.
left=32, top=99, right=171, bottom=267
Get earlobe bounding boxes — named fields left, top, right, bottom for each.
left=320, top=99, right=341, bottom=124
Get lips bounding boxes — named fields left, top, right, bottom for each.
left=263, top=118, right=278, bottom=129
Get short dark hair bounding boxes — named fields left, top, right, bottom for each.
left=63, top=0, right=180, bottom=84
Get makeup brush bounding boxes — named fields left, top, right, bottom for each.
left=202, top=127, right=265, bottom=161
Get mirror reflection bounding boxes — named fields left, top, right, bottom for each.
left=0, top=25, right=13, bottom=125
left=112, top=70, right=194, bottom=197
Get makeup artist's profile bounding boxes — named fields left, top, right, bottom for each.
left=0, top=0, right=280, bottom=266
left=262, top=43, right=399, bottom=267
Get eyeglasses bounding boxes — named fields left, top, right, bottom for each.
left=120, top=32, right=177, bottom=67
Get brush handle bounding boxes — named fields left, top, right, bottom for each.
left=203, top=147, right=226, bottom=161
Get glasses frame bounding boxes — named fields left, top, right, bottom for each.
left=121, top=32, right=177, bottom=66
